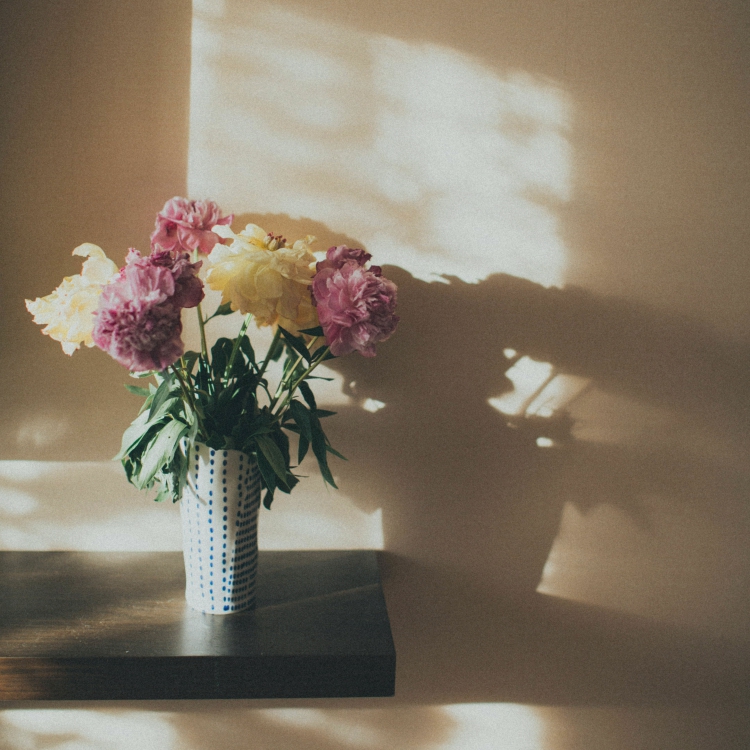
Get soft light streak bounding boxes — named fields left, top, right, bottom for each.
left=16, top=414, right=69, bottom=448
left=490, top=356, right=589, bottom=420
left=442, top=704, right=543, bottom=750
left=260, top=496, right=384, bottom=550
left=188, top=1, right=571, bottom=287
left=0, top=710, right=177, bottom=750
left=362, top=398, right=386, bottom=413
left=0, top=459, right=381, bottom=551
left=257, top=703, right=543, bottom=750
left=489, top=356, right=554, bottom=416
left=0, top=487, right=38, bottom=516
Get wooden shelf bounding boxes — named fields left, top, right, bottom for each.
left=0, top=550, right=395, bottom=700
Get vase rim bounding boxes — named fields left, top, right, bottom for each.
left=187, top=440, right=255, bottom=461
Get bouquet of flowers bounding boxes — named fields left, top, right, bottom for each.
left=26, top=198, right=399, bottom=509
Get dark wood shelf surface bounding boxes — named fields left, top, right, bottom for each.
left=0, top=550, right=395, bottom=700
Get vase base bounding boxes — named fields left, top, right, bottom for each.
left=185, top=592, right=256, bottom=615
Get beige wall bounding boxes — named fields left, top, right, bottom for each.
left=2, top=0, right=749, bottom=748
left=2, top=0, right=192, bottom=461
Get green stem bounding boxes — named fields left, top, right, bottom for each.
left=272, top=336, right=319, bottom=403
left=274, top=352, right=304, bottom=402
left=272, top=346, right=330, bottom=420
left=257, top=327, right=281, bottom=382
left=171, top=363, right=205, bottom=437
left=192, top=248, right=209, bottom=362
left=224, top=313, right=253, bottom=385
left=196, top=303, right=209, bottom=361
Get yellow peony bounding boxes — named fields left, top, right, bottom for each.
left=206, top=224, right=319, bottom=332
left=25, top=243, right=119, bottom=355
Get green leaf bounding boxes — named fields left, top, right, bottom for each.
left=326, top=444, right=347, bottom=460
left=151, top=395, right=182, bottom=423
left=137, top=388, right=156, bottom=415
left=278, top=326, right=311, bottom=363
left=288, top=401, right=312, bottom=465
left=267, top=333, right=284, bottom=362
left=154, top=483, right=172, bottom=503
left=114, top=410, right=152, bottom=460
left=309, top=413, right=337, bottom=488
left=125, top=384, right=150, bottom=397
left=136, top=419, right=188, bottom=488
left=315, top=408, right=337, bottom=418
left=298, top=325, right=325, bottom=337
left=239, top=335, right=256, bottom=366
left=115, top=399, right=182, bottom=462
left=297, top=434, right=310, bottom=464
left=262, top=487, right=275, bottom=510
left=255, top=450, right=277, bottom=493
left=202, top=301, right=235, bottom=323
left=182, top=351, right=201, bottom=375
left=298, top=380, right=317, bottom=411
left=277, top=470, right=299, bottom=494
left=288, top=400, right=313, bottom=442
left=210, top=337, right=233, bottom=381
left=148, top=371, right=176, bottom=421
left=255, top=434, right=290, bottom=483
left=214, top=301, right=234, bottom=317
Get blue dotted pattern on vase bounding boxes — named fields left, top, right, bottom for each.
left=180, top=443, right=261, bottom=614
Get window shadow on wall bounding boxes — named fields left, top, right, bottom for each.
left=326, top=264, right=750, bottom=586
left=321, top=263, right=750, bottom=707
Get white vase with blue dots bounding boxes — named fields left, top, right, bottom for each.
left=180, top=442, right=261, bottom=614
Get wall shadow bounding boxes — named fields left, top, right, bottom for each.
left=380, top=554, right=750, bottom=707
left=316, top=263, right=750, bottom=707
left=323, top=265, right=750, bottom=587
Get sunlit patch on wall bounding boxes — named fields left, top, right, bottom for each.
left=490, top=355, right=589, bottom=419
left=0, top=487, right=38, bottom=516
left=0, top=452, right=381, bottom=551
left=260, top=495, right=383, bottom=550
left=0, top=461, right=183, bottom=551
left=0, top=709, right=178, bottom=750
left=442, top=703, right=543, bottom=750
left=362, top=398, right=386, bottom=413
left=491, top=356, right=554, bottom=416
left=189, top=0, right=572, bottom=288
left=0, top=461, right=55, bottom=482
left=255, top=703, right=542, bottom=749
left=16, top=414, right=69, bottom=449
left=259, top=708, right=380, bottom=747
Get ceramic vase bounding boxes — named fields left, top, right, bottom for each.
left=180, top=442, right=261, bottom=614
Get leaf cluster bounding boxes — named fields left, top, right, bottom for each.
left=116, top=314, right=344, bottom=508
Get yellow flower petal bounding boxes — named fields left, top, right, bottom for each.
left=26, top=244, right=119, bottom=355
left=205, top=226, right=317, bottom=330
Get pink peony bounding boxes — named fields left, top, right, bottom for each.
left=151, top=197, right=233, bottom=255
left=312, top=248, right=398, bottom=358
left=125, top=248, right=204, bottom=309
left=93, top=294, right=184, bottom=372
left=92, top=249, right=204, bottom=371
left=316, top=245, right=372, bottom=272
